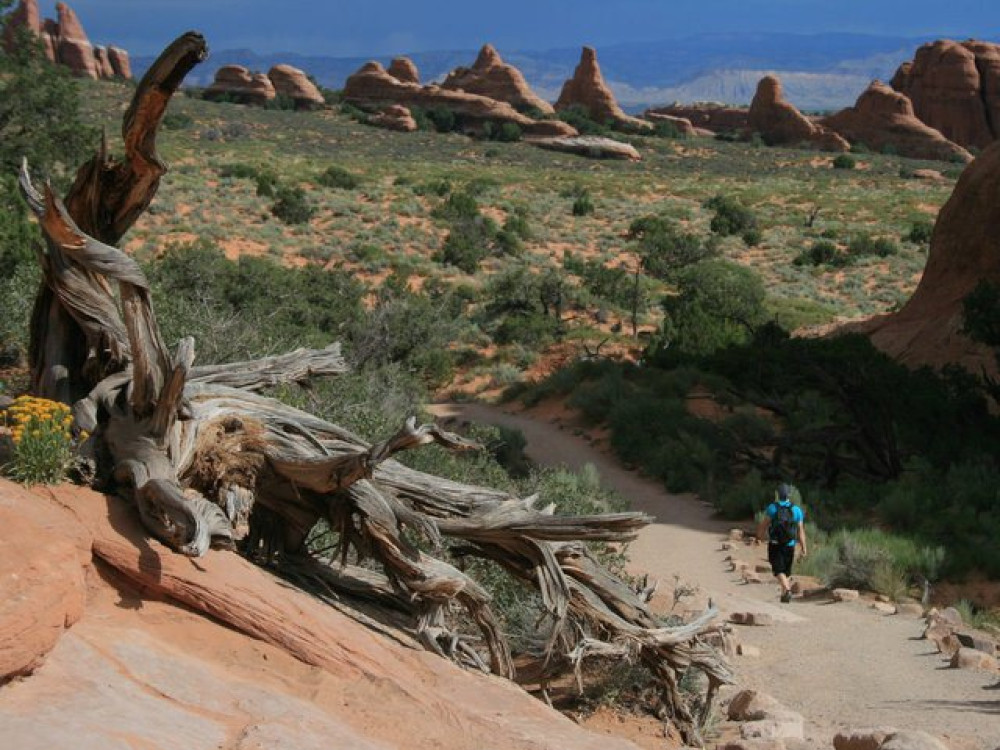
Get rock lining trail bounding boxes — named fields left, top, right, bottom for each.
left=431, top=403, right=1000, bottom=750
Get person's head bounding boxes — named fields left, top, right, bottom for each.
left=778, top=483, right=791, bottom=501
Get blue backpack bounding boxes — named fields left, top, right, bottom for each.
left=770, top=503, right=796, bottom=546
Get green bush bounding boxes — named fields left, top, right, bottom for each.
left=162, top=111, right=194, bottom=130
left=847, top=233, right=898, bottom=259
left=794, top=240, right=838, bottom=266
left=436, top=216, right=496, bottom=273
left=629, top=215, right=714, bottom=280
left=482, top=121, right=522, bottom=142
left=832, top=154, right=856, bottom=170
left=704, top=194, right=758, bottom=237
left=572, top=190, right=595, bottom=217
left=318, top=165, right=360, bottom=190
left=413, top=178, right=452, bottom=197
left=2, top=396, right=77, bottom=485
left=255, top=170, right=279, bottom=197
left=557, top=105, right=610, bottom=136
left=433, top=190, right=480, bottom=221
left=271, top=185, right=314, bottom=224
left=906, top=220, right=934, bottom=245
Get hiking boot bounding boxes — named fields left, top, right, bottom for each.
left=780, top=590, right=792, bottom=603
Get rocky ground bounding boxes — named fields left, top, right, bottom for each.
left=432, top=402, right=1000, bottom=750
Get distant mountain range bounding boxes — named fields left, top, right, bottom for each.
left=134, top=32, right=997, bottom=112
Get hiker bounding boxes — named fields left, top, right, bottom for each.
left=757, top=483, right=807, bottom=603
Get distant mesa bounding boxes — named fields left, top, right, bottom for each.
left=342, top=59, right=578, bottom=139
left=846, top=141, right=1000, bottom=378
left=442, top=44, right=554, bottom=115
left=644, top=102, right=749, bottom=135
left=747, top=74, right=848, bottom=152
left=2, top=0, right=131, bottom=79
left=268, top=64, right=325, bottom=110
left=205, top=65, right=277, bottom=106
left=555, top=46, right=652, bottom=132
left=892, top=39, right=1000, bottom=150
left=387, top=56, right=420, bottom=84
left=822, top=81, right=972, bottom=163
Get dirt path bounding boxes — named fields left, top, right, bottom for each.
left=430, top=403, right=1000, bottom=750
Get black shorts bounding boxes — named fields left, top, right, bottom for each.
left=768, top=543, right=795, bottom=577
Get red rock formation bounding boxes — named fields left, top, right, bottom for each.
left=645, top=103, right=749, bottom=134
left=107, top=46, right=131, bottom=79
left=1, top=0, right=41, bottom=52
left=847, top=142, right=1000, bottom=376
left=442, top=44, right=554, bottom=115
left=556, top=46, right=651, bottom=132
left=387, top=56, right=420, bottom=84
left=93, top=45, right=113, bottom=78
left=54, top=1, right=97, bottom=79
left=343, top=61, right=577, bottom=138
left=3, top=0, right=129, bottom=75
left=747, top=74, right=848, bottom=152
left=205, top=65, right=277, bottom=106
left=892, top=40, right=1000, bottom=150
left=823, top=81, right=972, bottom=163
left=0, top=481, right=90, bottom=682
left=268, top=64, right=325, bottom=109
left=643, top=112, right=697, bottom=137
left=369, top=104, right=418, bottom=132
left=0, top=479, right=639, bottom=750
left=531, top=135, right=641, bottom=161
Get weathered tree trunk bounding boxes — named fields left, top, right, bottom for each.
left=16, top=31, right=732, bottom=745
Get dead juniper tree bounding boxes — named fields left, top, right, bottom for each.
left=16, top=31, right=732, bottom=745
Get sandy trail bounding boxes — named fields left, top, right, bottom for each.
left=430, top=402, right=1000, bottom=750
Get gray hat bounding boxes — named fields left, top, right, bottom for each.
left=778, top=483, right=791, bottom=500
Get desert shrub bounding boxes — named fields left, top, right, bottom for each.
left=572, top=190, right=595, bottom=217
left=219, top=162, right=261, bottom=180
left=962, top=280, right=1000, bottom=345
left=906, top=219, right=934, bottom=245
left=482, top=120, right=522, bottom=142
left=264, top=93, right=297, bottom=111
left=436, top=215, right=497, bottom=273
left=2, top=396, right=77, bottom=485
left=425, top=106, right=458, bottom=133
left=255, top=170, right=279, bottom=197
left=704, top=194, right=757, bottom=237
left=557, top=105, right=610, bottom=136
left=741, top=227, right=763, bottom=247
left=413, top=177, right=452, bottom=197
left=629, top=215, right=715, bottom=279
left=832, top=154, right=856, bottom=170
left=318, top=165, right=360, bottom=189
left=432, top=190, right=480, bottom=221
left=270, top=185, right=314, bottom=224
left=847, top=233, right=898, bottom=258
left=715, top=469, right=770, bottom=519
left=653, top=120, right=686, bottom=139
left=794, top=240, right=838, bottom=266
left=162, top=110, right=194, bottom=130
left=654, top=259, right=768, bottom=358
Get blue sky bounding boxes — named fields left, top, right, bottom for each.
left=36, top=0, right=1000, bottom=56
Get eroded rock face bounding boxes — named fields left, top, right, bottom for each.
left=107, top=46, right=131, bottom=78
left=0, top=482, right=90, bottom=682
left=268, top=64, right=325, bottom=109
left=748, top=74, right=848, bottom=151
left=846, top=141, right=1000, bottom=376
left=0, top=480, right=641, bottom=750
left=387, top=56, right=420, bottom=84
left=3, top=0, right=130, bottom=77
left=823, top=81, right=972, bottom=162
left=369, top=104, right=418, bottom=132
left=442, top=44, right=554, bottom=115
left=343, top=60, right=577, bottom=138
left=555, top=46, right=651, bottom=132
left=205, top=65, right=277, bottom=106
left=646, top=103, right=749, bottom=134
left=530, top=135, right=641, bottom=161
left=642, top=112, right=696, bottom=137
left=93, top=45, right=114, bottom=79
left=892, top=39, right=1000, bottom=149
left=55, top=1, right=97, bottom=79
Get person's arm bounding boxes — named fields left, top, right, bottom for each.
left=797, top=520, right=808, bottom=557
